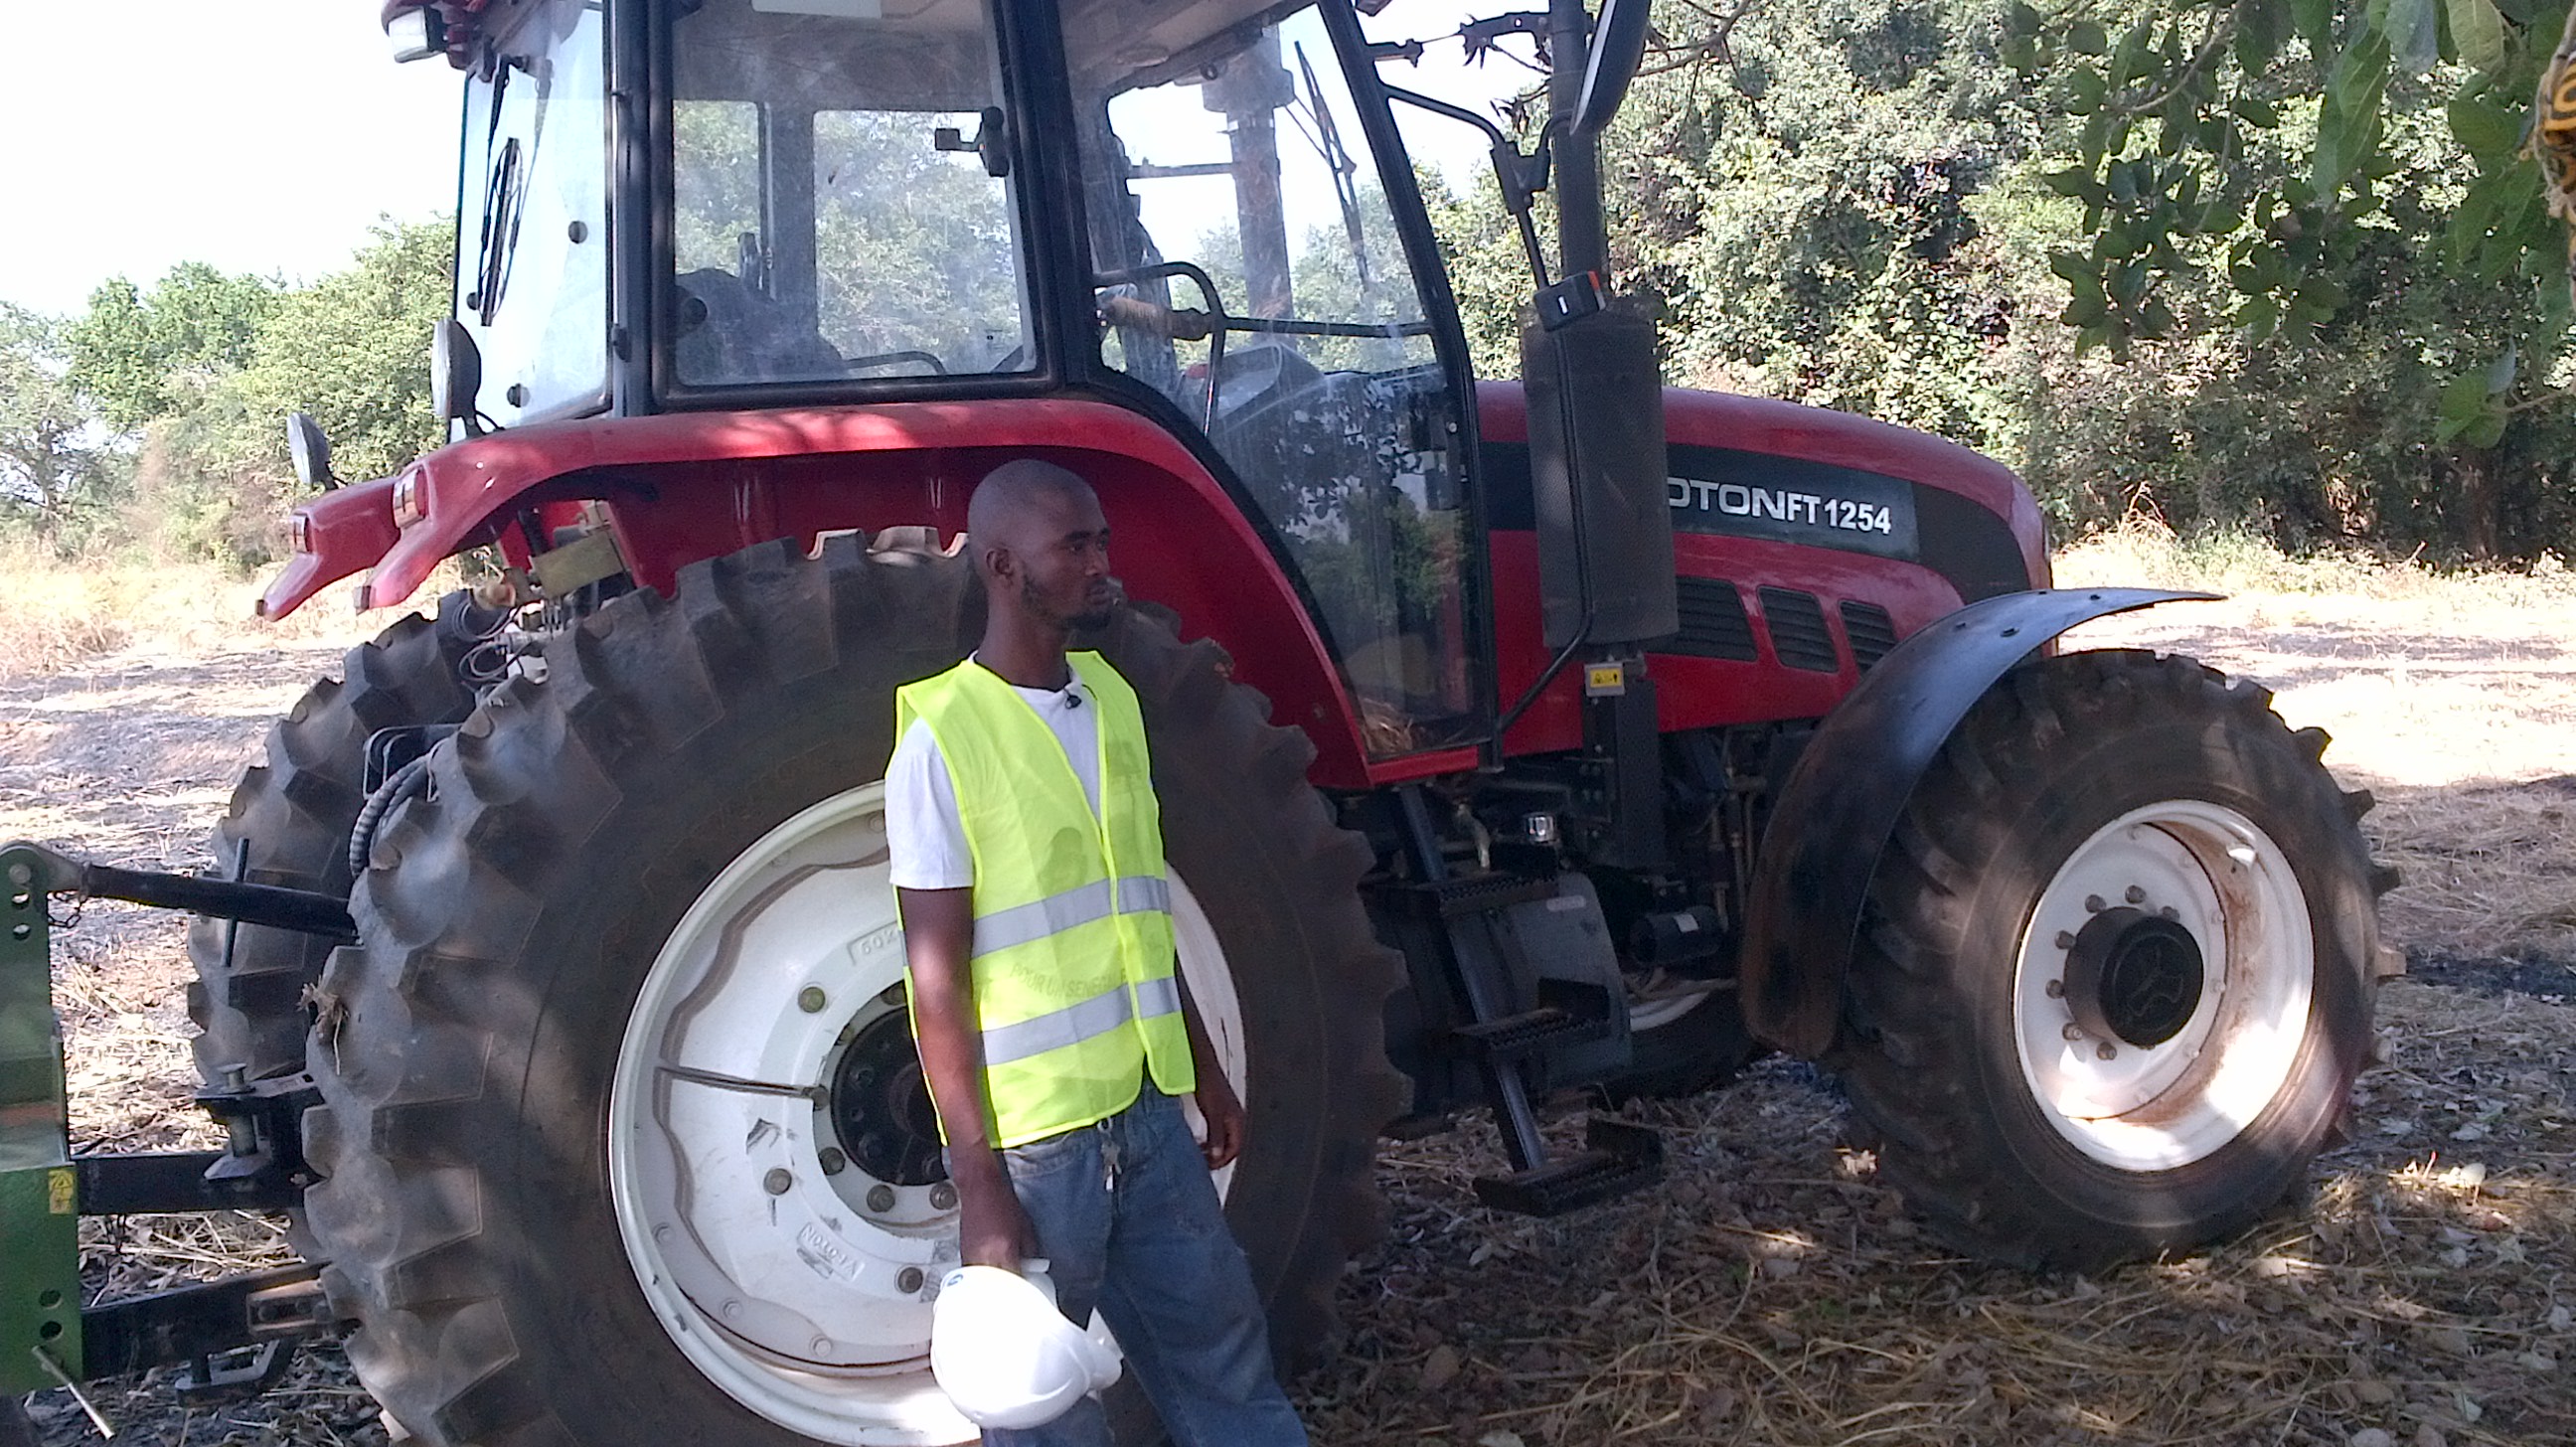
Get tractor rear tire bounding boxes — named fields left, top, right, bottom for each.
left=299, top=536, right=1405, bottom=1447
left=187, top=613, right=471, bottom=1087
left=1831, top=650, right=2387, bottom=1270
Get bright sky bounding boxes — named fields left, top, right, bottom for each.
left=0, top=1, right=460, bottom=316
left=0, top=0, right=1536, bottom=320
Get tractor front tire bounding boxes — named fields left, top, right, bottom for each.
left=187, top=614, right=471, bottom=1087
left=1832, top=650, right=2387, bottom=1270
left=299, top=536, right=1405, bottom=1446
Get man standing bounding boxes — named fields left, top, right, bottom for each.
left=887, top=459, right=1310, bottom=1446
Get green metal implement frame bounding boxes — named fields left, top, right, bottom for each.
left=0, top=839, right=359, bottom=1415
left=1, top=844, right=81, bottom=1398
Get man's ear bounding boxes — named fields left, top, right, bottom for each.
left=980, top=542, right=1015, bottom=587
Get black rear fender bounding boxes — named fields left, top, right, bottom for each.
left=1738, top=587, right=2216, bottom=1056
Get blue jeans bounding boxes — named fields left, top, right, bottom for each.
left=979, top=1087, right=1309, bottom=1447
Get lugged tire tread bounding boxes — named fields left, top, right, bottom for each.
left=189, top=613, right=472, bottom=1085
left=1827, top=649, right=2391, bottom=1271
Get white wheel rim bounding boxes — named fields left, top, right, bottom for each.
left=606, top=782, right=1244, bottom=1446
left=2011, top=800, right=2313, bottom=1171
left=1625, top=977, right=1720, bottom=1032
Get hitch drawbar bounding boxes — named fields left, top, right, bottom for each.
left=3, top=842, right=338, bottom=1411
left=3, top=841, right=356, bottom=942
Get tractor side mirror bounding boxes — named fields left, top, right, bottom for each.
left=430, top=319, right=486, bottom=437
left=285, top=412, right=338, bottom=491
left=1570, top=0, right=1652, bottom=136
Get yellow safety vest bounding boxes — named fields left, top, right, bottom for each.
left=894, top=653, right=1196, bottom=1148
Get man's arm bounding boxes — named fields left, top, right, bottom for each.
left=897, top=884, right=1037, bottom=1270
left=1176, top=975, right=1244, bottom=1172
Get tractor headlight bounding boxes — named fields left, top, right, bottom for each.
left=392, top=472, right=427, bottom=528
left=387, top=7, right=445, bottom=64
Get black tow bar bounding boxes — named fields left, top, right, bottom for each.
left=3, top=841, right=356, bottom=941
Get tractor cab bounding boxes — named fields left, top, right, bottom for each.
left=433, top=0, right=1504, bottom=754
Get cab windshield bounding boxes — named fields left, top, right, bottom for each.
left=454, top=0, right=609, bottom=426
left=665, top=0, right=1036, bottom=388
left=1064, top=1, right=1481, bottom=756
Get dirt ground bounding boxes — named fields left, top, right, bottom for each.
left=3, top=582, right=2571, bottom=1446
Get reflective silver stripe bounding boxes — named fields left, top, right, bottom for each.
left=1131, top=975, right=1182, bottom=1020
left=972, top=880, right=1115, bottom=959
left=981, top=975, right=1187, bottom=1066
left=982, top=984, right=1134, bottom=1066
left=970, top=875, right=1173, bottom=960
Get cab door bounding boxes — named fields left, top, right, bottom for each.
left=1056, top=0, right=1497, bottom=761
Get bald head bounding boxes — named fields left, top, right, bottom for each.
left=968, top=459, right=1095, bottom=554
left=967, top=459, right=1117, bottom=634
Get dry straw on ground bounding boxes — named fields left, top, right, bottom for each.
left=6, top=531, right=2573, bottom=1445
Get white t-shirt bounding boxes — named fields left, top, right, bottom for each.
left=885, top=665, right=1100, bottom=890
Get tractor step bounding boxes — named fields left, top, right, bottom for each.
left=1472, top=1118, right=1663, bottom=1217
left=1451, top=1005, right=1610, bottom=1061
left=1392, top=870, right=1557, bottom=920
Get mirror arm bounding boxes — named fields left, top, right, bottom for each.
left=1383, top=85, right=1556, bottom=286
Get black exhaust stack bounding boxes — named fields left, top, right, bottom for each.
left=1520, top=0, right=1674, bottom=867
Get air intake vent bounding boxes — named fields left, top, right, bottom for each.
left=1758, top=587, right=1840, bottom=673
left=1841, top=601, right=1898, bottom=671
left=1665, top=576, right=1757, bottom=661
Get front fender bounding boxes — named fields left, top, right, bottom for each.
left=1739, top=587, right=2216, bottom=1057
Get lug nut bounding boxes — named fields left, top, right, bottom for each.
left=897, top=1267, right=925, bottom=1294
left=880, top=983, right=907, bottom=1007
left=867, top=1185, right=897, bottom=1212
left=928, top=1183, right=958, bottom=1211
left=2124, top=885, right=2146, bottom=904
left=2062, top=1023, right=2086, bottom=1043
left=2054, top=930, right=2077, bottom=950
left=2159, top=905, right=2179, bottom=920
left=799, top=986, right=828, bottom=1014
left=2084, top=894, right=2106, bottom=913
left=819, top=1147, right=848, bottom=1176
left=764, top=1168, right=794, bottom=1196
left=2095, top=1042, right=2118, bottom=1060
left=2044, top=979, right=2065, bottom=999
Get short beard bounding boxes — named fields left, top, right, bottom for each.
left=1021, top=576, right=1117, bottom=634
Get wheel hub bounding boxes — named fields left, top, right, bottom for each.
left=2064, top=906, right=2204, bottom=1047
left=607, top=781, right=1248, bottom=1446
left=830, top=1010, right=947, bottom=1188
left=2011, top=801, right=2315, bottom=1170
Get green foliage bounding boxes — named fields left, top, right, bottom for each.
left=231, top=220, right=455, bottom=483
left=15, top=221, right=455, bottom=570
left=1501, top=0, right=2576, bottom=558
left=0, top=305, right=108, bottom=541
left=65, top=263, right=279, bottom=433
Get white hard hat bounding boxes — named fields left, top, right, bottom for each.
left=930, top=1264, right=1122, bottom=1429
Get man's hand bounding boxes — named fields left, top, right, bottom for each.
left=947, top=1148, right=1039, bottom=1269
left=1192, top=1065, right=1246, bottom=1172
left=1175, top=967, right=1245, bottom=1171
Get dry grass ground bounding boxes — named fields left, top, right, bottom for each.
left=3, top=533, right=2570, bottom=1446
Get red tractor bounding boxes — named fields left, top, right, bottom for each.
left=1, top=0, right=2396, bottom=1443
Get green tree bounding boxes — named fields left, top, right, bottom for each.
left=230, top=219, right=455, bottom=481
left=107, top=221, right=453, bottom=567
left=0, top=305, right=104, bottom=537
left=65, top=263, right=279, bottom=433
